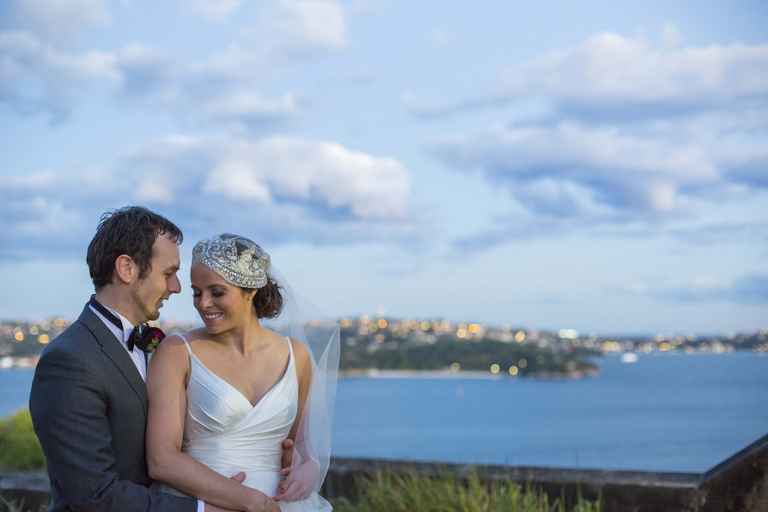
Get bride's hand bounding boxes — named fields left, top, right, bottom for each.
left=274, top=458, right=320, bottom=502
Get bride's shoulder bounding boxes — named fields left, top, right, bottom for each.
left=167, top=328, right=211, bottom=343
left=287, top=337, right=311, bottom=374
left=180, top=327, right=208, bottom=341
left=158, top=328, right=205, bottom=352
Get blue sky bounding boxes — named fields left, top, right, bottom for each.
left=2, top=0, right=767, bottom=335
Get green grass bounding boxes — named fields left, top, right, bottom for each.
left=332, top=471, right=602, bottom=512
left=0, top=410, right=45, bottom=471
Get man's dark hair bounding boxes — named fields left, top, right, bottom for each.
left=87, top=206, right=183, bottom=289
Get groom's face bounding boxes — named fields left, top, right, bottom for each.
left=130, top=234, right=181, bottom=322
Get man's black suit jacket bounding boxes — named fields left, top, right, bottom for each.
left=29, top=303, right=196, bottom=511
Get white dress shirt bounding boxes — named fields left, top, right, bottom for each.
left=90, top=304, right=206, bottom=512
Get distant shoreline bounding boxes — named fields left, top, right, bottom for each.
left=340, top=368, right=599, bottom=380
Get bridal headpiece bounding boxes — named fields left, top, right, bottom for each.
left=192, top=233, right=270, bottom=289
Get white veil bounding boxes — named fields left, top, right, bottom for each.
left=192, top=234, right=340, bottom=500
left=261, top=266, right=340, bottom=496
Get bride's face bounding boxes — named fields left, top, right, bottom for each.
left=191, top=263, right=256, bottom=333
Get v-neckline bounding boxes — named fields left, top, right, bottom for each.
left=189, top=337, right=293, bottom=409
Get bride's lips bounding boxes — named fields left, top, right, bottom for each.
left=201, top=311, right=224, bottom=322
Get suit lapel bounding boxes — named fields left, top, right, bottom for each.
left=78, top=305, right=148, bottom=417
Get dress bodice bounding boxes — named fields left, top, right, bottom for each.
left=164, top=334, right=331, bottom=511
left=181, top=334, right=298, bottom=474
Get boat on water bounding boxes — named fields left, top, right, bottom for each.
left=620, top=352, right=639, bottom=364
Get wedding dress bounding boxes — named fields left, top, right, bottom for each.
left=163, top=333, right=332, bottom=511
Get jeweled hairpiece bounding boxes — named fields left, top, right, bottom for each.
left=192, top=234, right=270, bottom=289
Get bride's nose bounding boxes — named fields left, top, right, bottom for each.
left=197, top=292, right=213, bottom=309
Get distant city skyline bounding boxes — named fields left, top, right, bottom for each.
left=2, top=1, right=767, bottom=334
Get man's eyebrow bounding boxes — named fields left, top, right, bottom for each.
left=165, top=264, right=180, bottom=272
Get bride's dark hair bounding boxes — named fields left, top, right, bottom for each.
left=252, top=277, right=283, bottom=318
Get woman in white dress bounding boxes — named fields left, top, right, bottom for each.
left=145, top=234, right=338, bottom=512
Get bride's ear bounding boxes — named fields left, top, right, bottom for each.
left=243, top=287, right=258, bottom=304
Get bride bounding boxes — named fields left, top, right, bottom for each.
left=145, top=234, right=339, bottom=512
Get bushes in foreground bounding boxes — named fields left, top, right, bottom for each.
left=332, top=470, right=602, bottom=512
left=0, top=410, right=45, bottom=471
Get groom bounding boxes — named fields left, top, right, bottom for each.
left=30, top=206, right=286, bottom=512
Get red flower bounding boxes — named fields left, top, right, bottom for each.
left=138, top=326, right=166, bottom=353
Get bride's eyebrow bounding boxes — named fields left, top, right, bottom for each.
left=190, top=283, right=227, bottom=291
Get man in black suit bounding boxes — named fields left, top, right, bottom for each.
left=30, top=206, right=281, bottom=512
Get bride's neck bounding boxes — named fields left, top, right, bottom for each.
left=215, top=315, right=265, bottom=355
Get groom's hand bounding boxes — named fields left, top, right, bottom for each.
left=202, top=473, right=249, bottom=512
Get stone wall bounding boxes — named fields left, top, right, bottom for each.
left=698, top=432, right=768, bottom=511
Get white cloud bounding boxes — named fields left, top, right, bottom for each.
left=190, top=0, right=242, bottom=21
left=200, top=91, right=300, bottom=128
left=514, top=179, right=613, bottom=218
left=1, top=0, right=110, bottom=44
left=140, top=135, right=410, bottom=221
left=0, top=31, right=118, bottom=81
left=616, top=274, right=768, bottom=305
left=505, top=32, right=768, bottom=109
left=1, top=0, right=347, bottom=124
left=135, top=176, right=175, bottom=204
left=0, top=32, right=303, bottom=128
left=5, top=171, right=60, bottom=191
left=423, top=27, right=768, bottom=252
left=12, top=197, right=84, bottom=236
left=0, top=191, right=90, bottom=258
left=434, top=121, right=722, bottom=217
left=269, top=0, right=347, bottom=51
left=0, top=30, right=119, bottom=120
left=240, top=0, right=347, bottom=56
left=2, top=134, right=414, bottom=258
left=204, top=162, right=273, bottom=203
left=408, top=29, right=768, bottom=121
left=114, top=44, right=174, bottom=96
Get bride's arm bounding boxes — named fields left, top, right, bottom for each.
left=146, top=336, right=277, bottom=512
left=275, top=340, right=316, bottom=501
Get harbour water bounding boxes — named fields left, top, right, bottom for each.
left=3, top=352, right=766, bottom=473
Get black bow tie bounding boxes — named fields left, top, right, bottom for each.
left=89, top=296, right=147, bottom=353
left=127, top=323, right=149, bottom=352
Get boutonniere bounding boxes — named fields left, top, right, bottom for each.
left=137, top=326, right=166, bottom=353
